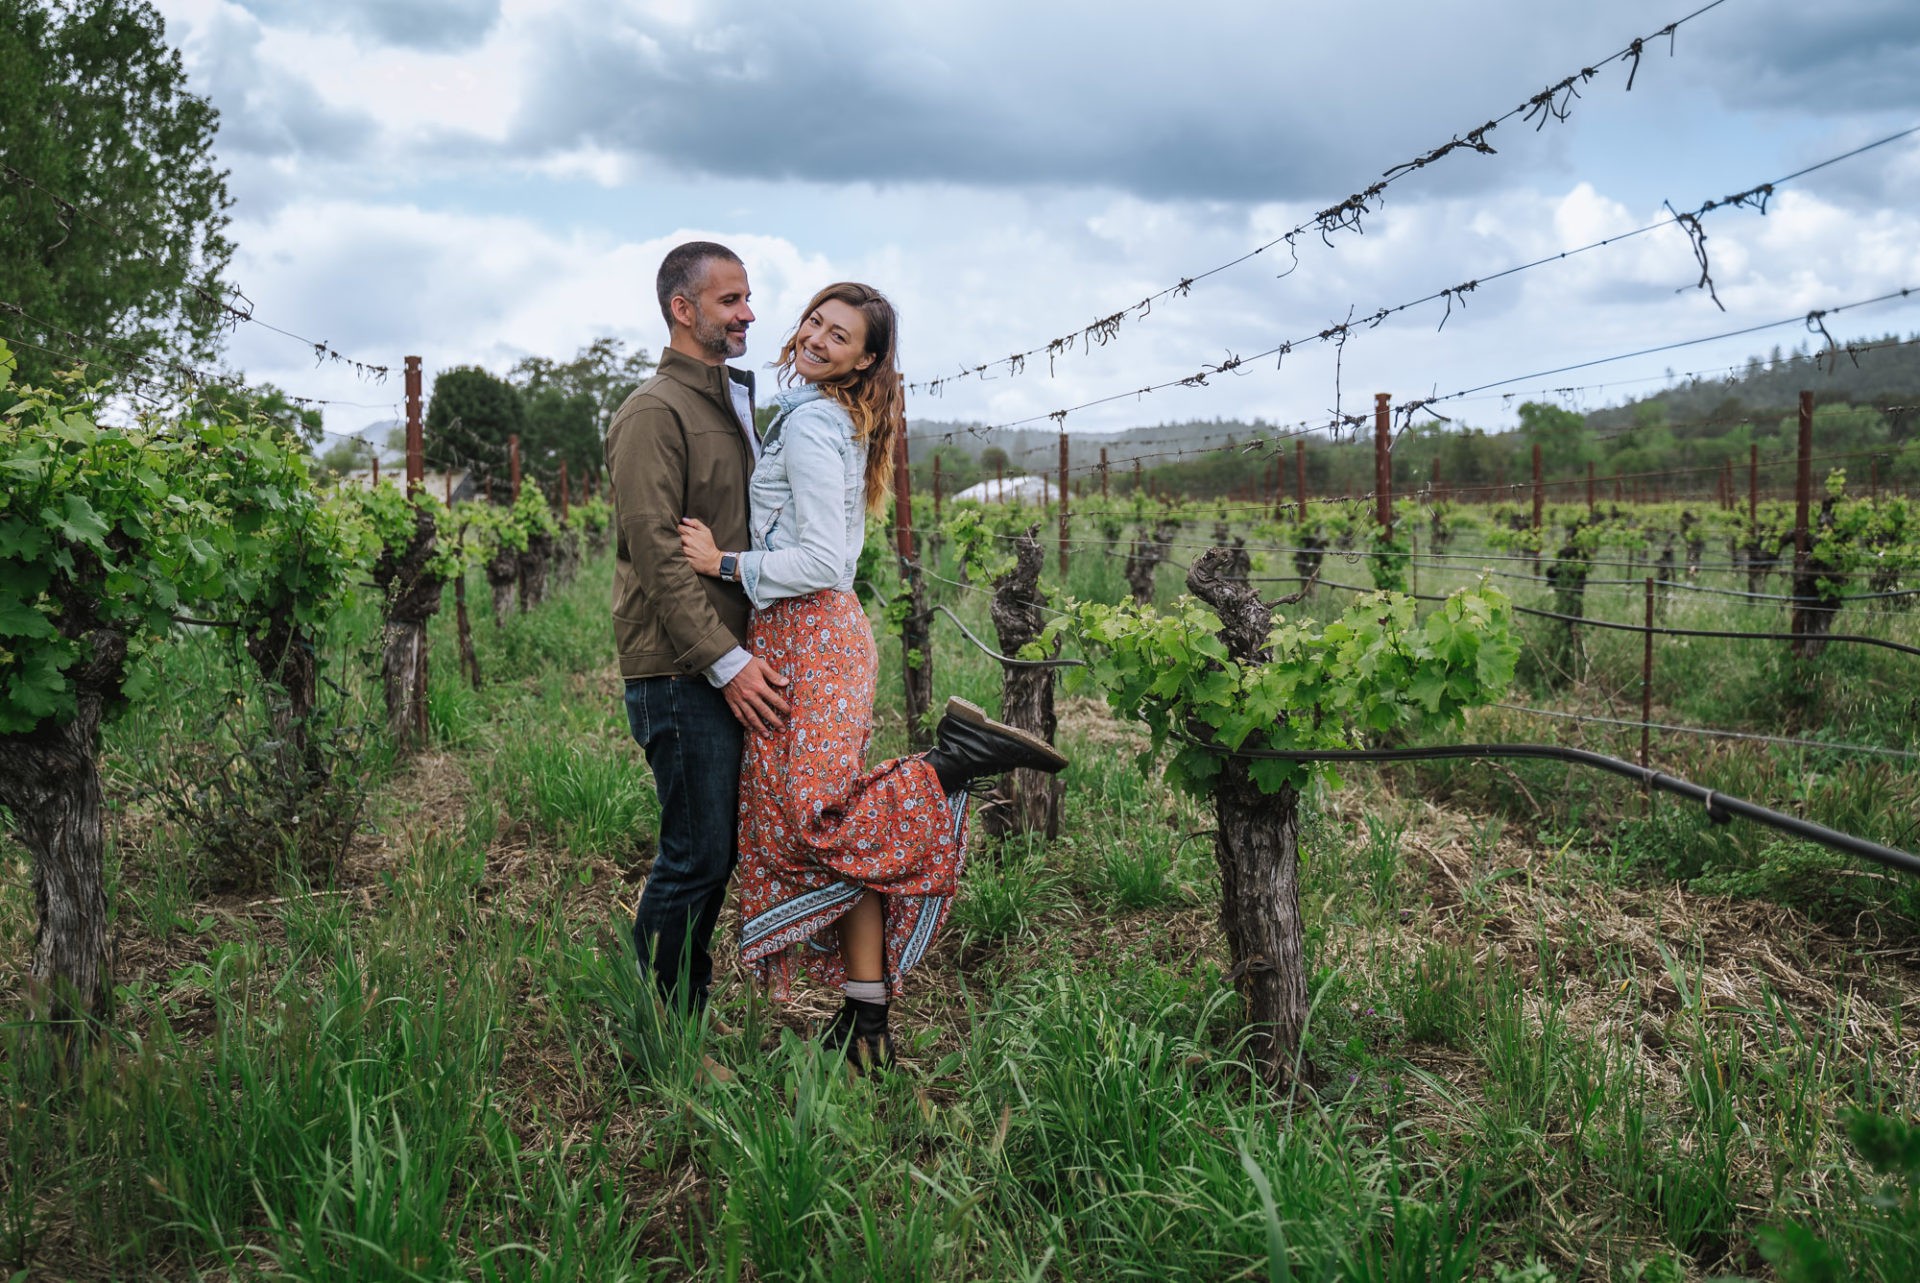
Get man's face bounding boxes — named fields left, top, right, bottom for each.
left=681, top=259, right=753, bottom=361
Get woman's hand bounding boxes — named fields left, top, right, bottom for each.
left=678, top=517, right=723, bottom=576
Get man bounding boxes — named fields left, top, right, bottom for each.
left=606, top=241, right=790, bottom=1017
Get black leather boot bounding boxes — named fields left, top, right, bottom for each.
left=923, top=697, right=1069, bottom=794
left=817, top=996, right=894, bottom=1074
left=848, top=996, right=894, bottom=1074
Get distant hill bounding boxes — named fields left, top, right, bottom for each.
left=906, top=333, right=1920, bottom=500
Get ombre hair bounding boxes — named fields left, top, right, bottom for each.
left=775, top=282, right=904, bottom=515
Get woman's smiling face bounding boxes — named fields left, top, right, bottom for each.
left=793, top=298, right=875, bottom=383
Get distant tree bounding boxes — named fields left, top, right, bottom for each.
left=1516, top=401, right=1594, bottom=478
left=912, top=444, right=979, bottom=496
left=0, top=0, right=233, bottom=391
left=425, top=366, right=525, bottom=489
left=522, top=385, right=598, bottom=492
left=316, top=436, right=372, bottom=477
left=978, top=446, right=1013, bottom=477
left=509, top=337, right=655, bottom=442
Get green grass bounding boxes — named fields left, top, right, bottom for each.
left=1, top=525, right=1916, bottom=1280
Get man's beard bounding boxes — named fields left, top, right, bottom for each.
left=691, top=304, right=747, bottom=359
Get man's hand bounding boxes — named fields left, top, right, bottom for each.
left=722, top=655, right=791, bottom=735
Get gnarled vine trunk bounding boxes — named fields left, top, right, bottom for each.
left=486, top=549, right=518, bottom=626
left=375, top=506, right=444, bottom=752
left=518, top=532, right=553, bottom=612
left=1186, top=546, right=1311, bottom=1088
left=1790, top=498, right=1843, bottom=659
left=0, top=629, right=125, bottom=1065
left=1124, top=521, right=1179, bottom=605
left=986, top=527, right=1061, bottom=840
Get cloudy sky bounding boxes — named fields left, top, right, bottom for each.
left=151, top=0, right=1920, bottom=446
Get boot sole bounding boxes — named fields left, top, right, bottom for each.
left=943, top=697, right=1070, bottom=773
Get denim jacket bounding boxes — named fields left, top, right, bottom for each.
left=737, top=384, right=867, bottom=609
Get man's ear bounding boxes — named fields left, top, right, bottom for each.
left=668, top=294, right=696, bottom=332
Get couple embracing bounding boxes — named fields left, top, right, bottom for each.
left=606, top=241, right=1067, bottom=1072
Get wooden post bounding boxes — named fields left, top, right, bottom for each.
left=1587, top=460, right=1596, bottom=515
left=509, top=435, right=521, bottom=502
left=372, top=455, right=379, bottom=486
left=1794, top=391, right=1813, bottom=574
left=1641, top=577, right=1654, bottom=812
left=932, top=453, right=943, bottom=523
left=1374, top=394, right=1392, bottom=537
left=445, top=471, right=453, bottom=505
left=1531, top=442, right=1543, bottom=536
left=405, top=355, right=424, bottom=496
left=1295, top=440, right=1307, bottom=521
left=559, top=459, right=570, bottom=521
left=1058, top=426, right=1070, bottom=579
left=1134, top=456, right=1143, bottom=497
left=894, top=419, right=933, bottom=747
left=484, top=473, right=492, bottom=503
left=1100, top=446, right=1110, bottom=501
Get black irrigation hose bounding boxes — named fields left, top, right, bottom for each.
left=1173, top=734, right=1920, bottom=879
left=928, top=604, right=1086, bottom=669
left=1295, top=577, right=1920, bottom=657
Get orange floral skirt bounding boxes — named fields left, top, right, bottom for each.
left=736, top=589, right=968, bottom=998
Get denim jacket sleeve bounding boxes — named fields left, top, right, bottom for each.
left=738, top=401, right=852, bottom=608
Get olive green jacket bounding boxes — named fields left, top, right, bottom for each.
left=605, top=348, right=758, bottom=680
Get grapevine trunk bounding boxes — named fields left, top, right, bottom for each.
left=987, top=527, right=1061, bottom=840
left=0, top=696, right=112, bottom=1063
left=1186, top=546, right=1313, bottom=1087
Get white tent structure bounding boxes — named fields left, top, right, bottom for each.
left=951, top=474, right=1055, bottom=505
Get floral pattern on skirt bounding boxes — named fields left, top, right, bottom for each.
left=737, top=589, right=967, bottom=999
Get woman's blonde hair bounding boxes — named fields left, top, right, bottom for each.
left=775, top=282, right=903, bottom=515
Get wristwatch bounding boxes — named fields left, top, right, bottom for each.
left=718, top=552, right=740, bottom=583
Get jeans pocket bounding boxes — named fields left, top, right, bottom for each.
left=624, top=679, right=650, bottom=745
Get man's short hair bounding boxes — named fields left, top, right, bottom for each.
left=656, top=241, right=743, bottom=327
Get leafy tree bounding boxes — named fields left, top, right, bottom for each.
left=0, top=0, right=233, bottom=391
left=509, top=336, right=654, bottom=439
left=424, top=365, right=524, bottom=487
left=1517, top=401, right=1594, bottom=476
left=521, top=384, right=598, bottom=492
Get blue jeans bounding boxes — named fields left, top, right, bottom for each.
left=624, top=675, right=744, bottom=1012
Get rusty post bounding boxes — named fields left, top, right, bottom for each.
left=445, top=470, right=452, bottom=505
left=1374, top=393, right=1392, bottom=536
left=1587, top=459, right=1596, bottom=515
left=932, top=453, right=942, bottom=524
left=559, top=459, right=570, bottom=520
left=1794, top=390, right=1813, bottom=574
left=1531, top=441, right=1543, bottom=535
left=405, top=356, right=424, bottom=496
left=1100, top=446, right=1110, bottom=501
left=1295, top=440, right=1307, bottom=521
left=372, top=455, right=379, bottom=486
left=1058, top=426, right=1070, bottom=578
left=1641, top=576, right=1654, bottom=812
left=509, top=435, right=521, bottom=502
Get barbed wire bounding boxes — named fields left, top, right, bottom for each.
left=907, top=0, right=1735, bottom=398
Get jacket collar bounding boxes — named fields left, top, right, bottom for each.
left=658, top=346, right=754, bottom=403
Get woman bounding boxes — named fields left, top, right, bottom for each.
left=678, top=282, right=1066, bottom=1070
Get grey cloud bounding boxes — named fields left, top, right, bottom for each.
left=193, top=10, right=376, bottom=163
left=505, top=1, right=1645, bottom=203
left=232, top=0, right=503, bottom=53
left=1698, top=1, right=1920, bottom=115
